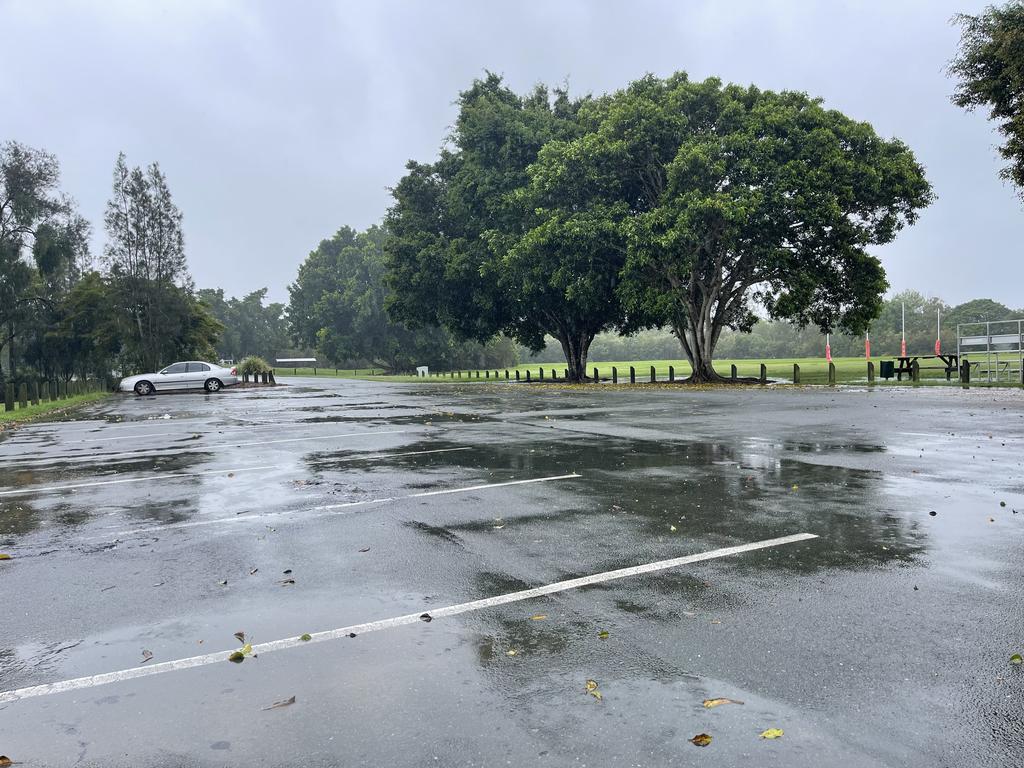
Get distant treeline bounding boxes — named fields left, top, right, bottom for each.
left=518, top=292, right=1023, bottom=363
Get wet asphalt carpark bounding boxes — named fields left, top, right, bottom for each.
left=0, top=378, right=1022, bottom=767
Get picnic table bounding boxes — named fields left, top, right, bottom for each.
left=893, top=353, right=959, bottom=381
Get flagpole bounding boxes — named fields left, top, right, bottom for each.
left=901, top=301, right=906, bottom=357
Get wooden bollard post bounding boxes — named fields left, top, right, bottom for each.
left=828, top=362, right=836, bottom=385
left=18, top=383, right=28, bottom=408
left=495, top=370, right=500, bottom=379
left=731, top=364, right=737, bottom=381
left=911, top=360, right=920, bottom=383
left=793, top=363, right=801, bottom=384
left=539, top=369, right=544, bottom=381
left=552, top=369, right=557, bottom=380
left=960, top=360, right=970, bottom=384
left=59, top=380, right=66, bottom=398
left=669, top=365, right=675, bottom=382
left=612, top=366, right=618, bottom=384
left=593, top=367, right=599, bottom=382
left=269, top=370, right=276, bottom=384
left=760, top=363, right=767, bottom=384
left=526, top=370, right=531, bottom=382
left=629, top=366, right=635, bottom=384
left=49, top=381, right=56, bottom=401
left=563, top=369, right=568, bottom=380
left=505, top=370, right=509, bottom=379
left=4, top=384, right=13, bottom=412
left=867, top=361, right=875, bottom=384
left=650, top=365, right=656, bottom=383
left=515, top=370, right=520, bottom=381
left=30, top=380, right=39, bottom=405
left=485, top=370, right=489, bottom=379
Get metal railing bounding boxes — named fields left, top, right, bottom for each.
left=957, top=319, right=1024, bottom=383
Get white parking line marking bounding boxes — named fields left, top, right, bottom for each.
left=0, top=447, right=473, bottom=497
left=0, top=532, right=818, bottom=703
left=110, top=473, right=582, bottom=537
left=0, top=429, right=413, bottom=467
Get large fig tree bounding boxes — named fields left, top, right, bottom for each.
left=526, top=73, right=934, bottom=381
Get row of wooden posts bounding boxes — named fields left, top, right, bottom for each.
left=2, top=378, right=105, bottom=413
left=426, top=359, right=977, bottom=385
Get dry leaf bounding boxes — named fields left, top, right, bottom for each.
left=760, top=728, right=784, bottom=739
left=358, top=547, right=370, bottom=553
left=0, top=756, right=14, bottom=767
left=300, top=633, right=312, bottom=642
left=241, top=643, right=253, bottom=656
left=234, top=631, right=246, bottom=643
left=419, top=613, right=432, bottom=622
left=530, top=614, right=547, bottom=621
left=690, top=733, right=712, bottom=747
left=279, top=578, right=295, bottom=586
left=585, top=679, right=602, bottom=700
left=505, top=649, right=518, bottom=656
left=703, top=697, right=744, bottom=708
left=0, top=554, right=11, bottom=561
left=598, top=630, right=610, bottom=639
left=140, top=649, right=153, bottom=664
left=1010, top=653, right=1022, bottom=665
left=262, top=695, right=296, bottom=711
left=228, top=651, right=245, bottom=663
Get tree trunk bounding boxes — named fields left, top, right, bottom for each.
left=556, top=331, right=594, bottom=383
left=674, top=310, right=728, bottom=384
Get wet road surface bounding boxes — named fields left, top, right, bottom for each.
left=0, top=379, right=1022, bottom=767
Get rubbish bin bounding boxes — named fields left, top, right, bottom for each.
left=879, top=360, right=895, bottom=380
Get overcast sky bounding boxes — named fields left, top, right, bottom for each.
left=2, top=0, right=1021, bottom=307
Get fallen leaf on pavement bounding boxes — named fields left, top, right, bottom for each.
left=241, top=643, right=253, bottom=656
left=140, top=649, right=153, bottom=664
left=249, top=568, right=258, bottom=575
left=218, top=580, right=228, bottom=586
left=0, top=755, right=15, bottom=766
left=760, top=728, right=784, bottom=739
left=690, top=733, right=712, bottom=747
left=228, top=651, right=245, bottom=663
left=703, top=698, right=744, bottom=708
left=300, top=634, right=312, bottom=641
left=234, top=631, right=246, bottom=643
left=598, top=630, right=610, bottom=639
left=1010, top=653, right=1022, bottom=665
left=279, top=579, right=295, bottom=586
left=262, top=695, right=296, bottom=711
left=0, top=554, right=11, bottom=561
left=419, top=613, right=432, bottom=622
left=283, top=569, right=292, bottom=574
left=530, top=614, right=547, bottom=621
left=585, top=679, right=602, bottom=700
left=506, top=649, right=518, bottom=656
left=358, top=547, right=370, bottom=553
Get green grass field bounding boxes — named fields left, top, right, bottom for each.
left=0, top=391, right=111, bottom=426
left=272, top=355, right=1021, bottom=386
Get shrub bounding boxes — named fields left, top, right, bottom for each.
left=237, top=356, right=271, bottom=376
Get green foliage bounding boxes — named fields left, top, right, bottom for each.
left=289, top=223, right=517, bottom=372
left=526, top=73, right=932, bottom=380
left=950, top=2, right=1024, bottom=198
left=237, top=355, right=271, bottom=375
left=386, top=74, right=624, bottom=381
left=103, top=152, right=218, bottom=372
left=197, top=287, right=287, bottom=362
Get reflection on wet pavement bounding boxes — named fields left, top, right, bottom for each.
left=0, top=379, right=1021, bottom=766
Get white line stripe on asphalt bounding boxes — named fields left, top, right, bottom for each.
left=110, top=473, right=581, bottom=537
left=0, top=532, right=819, bottom=703
left=0, top=447, right=474, bottom=497
left=0, top=429, right=413, bottom=467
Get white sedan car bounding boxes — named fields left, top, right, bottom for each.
left=119, top=361, right=239, bottom=395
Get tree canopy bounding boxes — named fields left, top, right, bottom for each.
left=526, top=73, right=933, bottom=380
left=950, top=1, right=1024, bottom=199
left=289, top=223, right=518, bottom=371
left=385, top=74, right=631, bottom=381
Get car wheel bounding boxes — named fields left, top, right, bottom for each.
left=134, top=380, right=153, bottom=396
left=204, top=378, right=222, bottom=393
